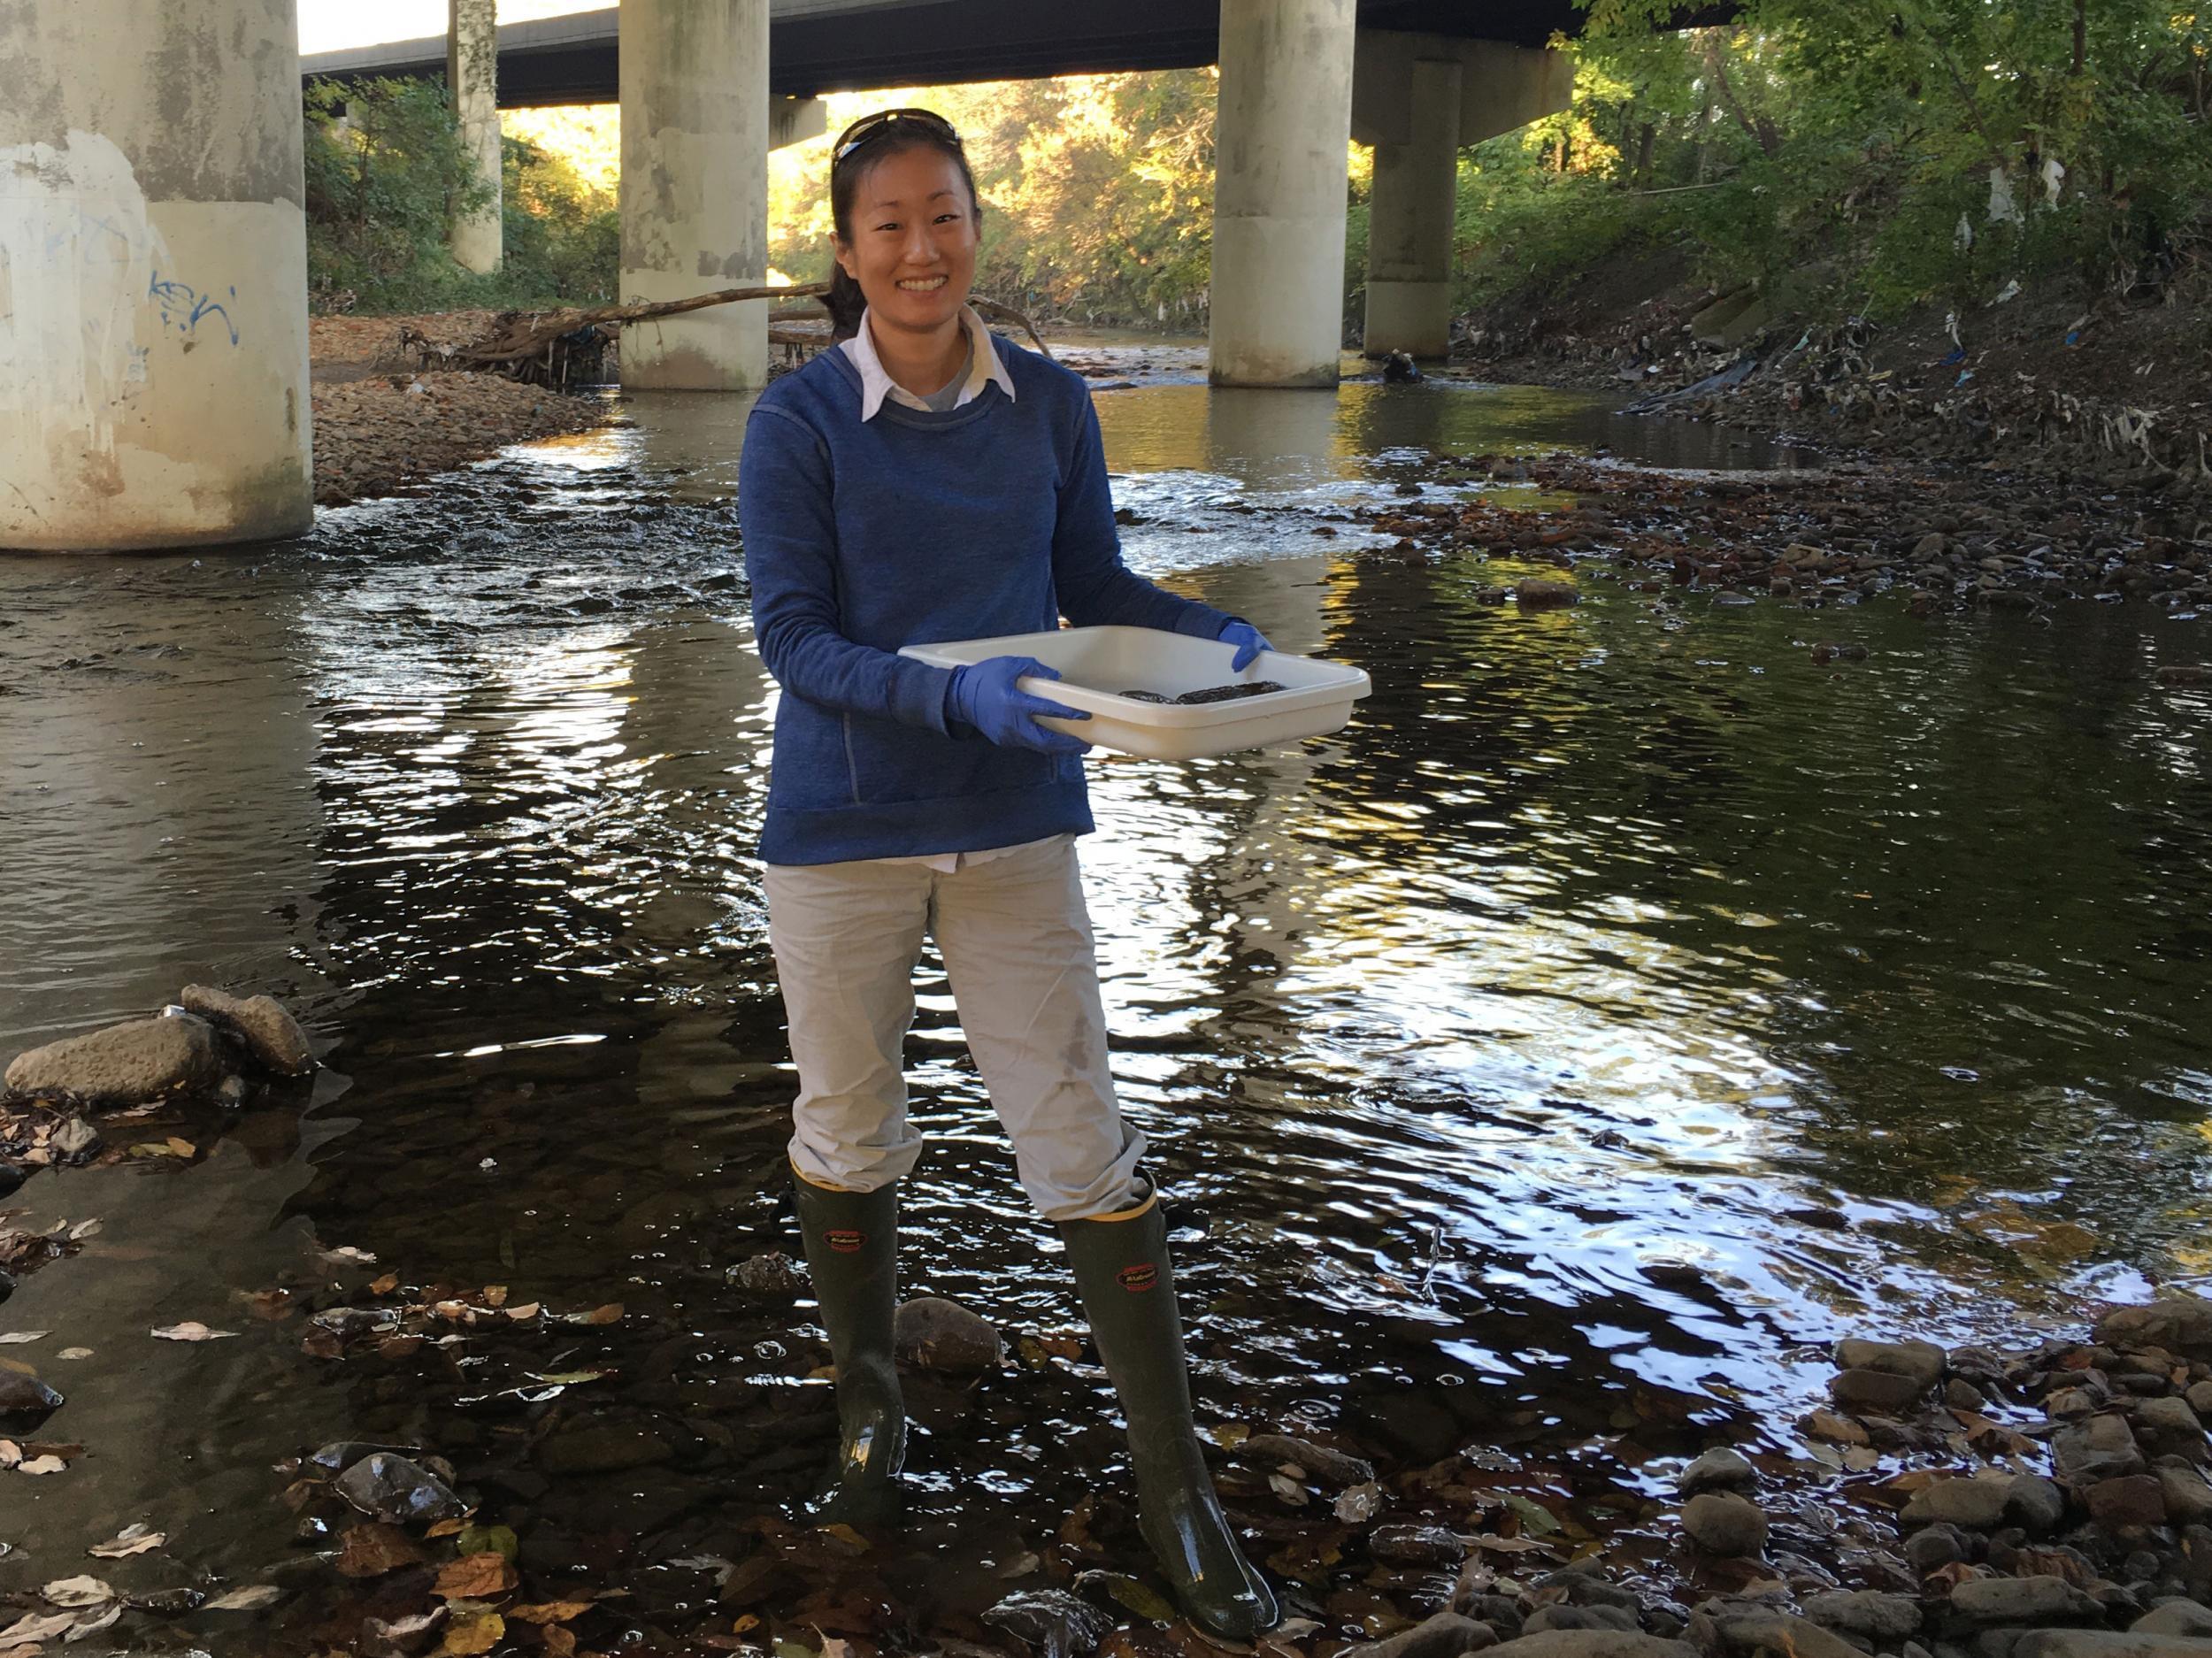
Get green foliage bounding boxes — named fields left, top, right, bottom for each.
left=303, top=76, right=618, bottom=314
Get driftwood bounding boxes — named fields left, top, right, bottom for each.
left=408, top=278, right=1053, bottom=389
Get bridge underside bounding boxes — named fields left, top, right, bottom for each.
left=301, top=0, right=1596, bottom=105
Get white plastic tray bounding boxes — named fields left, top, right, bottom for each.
left=900, top=625, right=1371, bottom=760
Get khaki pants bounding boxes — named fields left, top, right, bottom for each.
left=764, top=836, right=1146, bottom=1220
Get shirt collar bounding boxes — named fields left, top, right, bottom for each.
left=841, top=303, right=1018, bottom=421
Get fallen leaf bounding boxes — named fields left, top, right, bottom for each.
left=0, top=1332, right=47, bottom=1345
left=57, top=1347, right=92, bottom=1361
left=569, top=1303, right=625, bottom=1326
left=39, top=1576, right=114, bottom=1608
left=1467, top=1531, right=1555, bottom=1554
left=426, top=1518, right=466, bottom=1539
left=165, top=1137, right=195, bottom=1156
left=455, top=1524, right=518, bottom=1562
left=21, top=1455, right=68, bottom=1475
left=67, top=1220, right=101, bottom=1241
left=510, top=1601, right=594, bottom=1625
left=544, top=1628, right=578, bottom=1658
left=481, top=1285, right=508, bottom=1309
left=817, top=1523, right=871, bottom=1553
left=324, top=1246, right=378, bottom=1264
left=88, top=1525, right=165, bottom=1559
left=505, top=1302, right=541, bottom=1320
left=204, top=1584, right=283, bottom=1610
left=1501, top=1492, right=1563, bottom=1536
left=0, top=1441, right=17, bottom=1470
left=246, top=1289, right=294, bottom=1321
left=370, top=1273, right=400, bottom=1296
left=70, top=1602, right=125, bottom=1640
left=129, top=1140, right=188, bottom=1159
left=151, top=1322, right=238, bottom=1341
left=338, top=1524, right=426, bottom=1578
left=441, top=1610, right=504, bottom=1654
left=435, top=1553, right=519, bottom=1600
left=0, top=1609, right=78, bottom=1645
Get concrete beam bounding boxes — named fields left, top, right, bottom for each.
left=1363, top=58, right=1460, bottom=358
left=618, top=0, right=770, bottom=391
left=772, top=96, right=827, bottom=150
left=1209, top=0, right=1357, bottom=389
left=449, top=0, right=503, bottom=272
left=0, top=0, right=313, bottom=551
left=1351, top=31, right=1572, bottom=150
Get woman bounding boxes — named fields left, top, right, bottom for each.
left=736, top=109, right=1278, bottom=1641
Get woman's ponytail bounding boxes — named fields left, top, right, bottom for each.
left=826, top=264, right=867, bottom=342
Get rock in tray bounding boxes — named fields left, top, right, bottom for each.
left=1118, top=680, right=1286, bottom=705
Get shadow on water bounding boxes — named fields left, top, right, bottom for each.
left=1, top=370, right=2208, bottom=1625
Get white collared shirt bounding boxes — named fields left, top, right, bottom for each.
left=839, top=303, right=1018, bottom=422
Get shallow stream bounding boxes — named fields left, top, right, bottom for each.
left=2, top=355, right=2208, bottom=1631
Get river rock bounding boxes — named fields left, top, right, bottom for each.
left=1950, top=1576, right=2105, bottom=1624
left=981, top=1588, right=1115, bottom=1658
left=1342, top=1610, right=1498, bottom=1658
left=1685, top=1492, right=1769, bottom=1556
left=1834, top=1367, right=1929, bottom=1416
left=1485, top=1635, right=1699, bottom=1658
left=1528, top=1608, right=1640, bottom=1635
left=1681, top=1447, right=1760, bottom=1497
left=2057, top=1416, right=2149, bottom=1485
left=0, top=1370, right=63, bottom=1426
left=2134, top=1398, right=2207, bottom=1456
left=180, top=986, right=314, bottom=1077
left=2095, top=1303, right=2212, bottom=1361
left=2159, top=1466, right=2212, bottom=1525
left=334, top=1452, right=466, bottom=1524
left=1708, top=1612, right=1865, bottom=1658
left=2009, top=1476, right=2070, bottom=1534
left=2086, top=1476, right=2169, bottom=1530
left=1803, top=1592, right=1922, bottom=1642
left=1241, top=1432, right=1375, bottom=1487
left=2186, top=1383, right=2212, bottom=1417
left=1371, top=1524, right=1471, bottom=1566
left=1836, top=1339, right=1948, bottom=1393
left=4, top=1014, right=221, bottom=1105
left=1904, top=1476, right=2016, bottom=1530
left=2133, top=1607, right=2212, bottom=1639
left=535, top=1423, right=674, bottom=1477
left=51, top=1115, right=100, bottom=1158
left=1517, top=579, right=1578, bottom=610
left=894, top=1296, right=1002, bottom=1374
left=2016, top=1635, right=2212, bottom=1658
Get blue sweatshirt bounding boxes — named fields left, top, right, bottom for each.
left=737, top=338, right=1235, bottom=866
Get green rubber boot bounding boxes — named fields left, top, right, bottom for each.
left=792, top=1172, right=906, bottom=1526
left=1060, top=1187, right=1278, bottom=1642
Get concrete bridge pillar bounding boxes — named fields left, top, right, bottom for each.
left=1209, top=0, right=1357, bottom=389
left=1353, top=34, right=1576, bottom=362
left=0, top=0, right=312, bottom=552
left=448, top=0, right=503, bottom=273
left=1363, top=59, right=1461, bottom=359
left=619, top=0, right=769, bottom=391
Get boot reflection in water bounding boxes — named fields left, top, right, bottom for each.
left=791, top=1171, right=907, bottom=1524
left=1059, top=1180, right=1279, bottom=1643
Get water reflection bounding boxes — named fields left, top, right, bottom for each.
left=1, top=379, right=2208, bottom=1595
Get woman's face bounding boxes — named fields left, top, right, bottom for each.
left=833, top=145, right=979, bottom=336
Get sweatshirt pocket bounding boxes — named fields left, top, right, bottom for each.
left=848, top=715, right=1055, bottom=805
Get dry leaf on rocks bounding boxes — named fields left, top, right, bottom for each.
left=510, top=1601, right=593, bottom=1625
left=338, top=1524, right=426, bottom=1578
left=151, top=1322, right=237, bottom=1341
left=57, top=1347, right=92, bottom=1360
left=544, top=1628, right=578, bottom=1658
left=1, top=1609, right=79, bottom=1645
left=568, top=1303, right=625, bottom=1326
left=0, top=1332, right=47, bottom=1345
left=434, top=1553, right=519, bottom=1600
left=21, top=1455, right=69, bottom=1475
left=426, top=1518, right=466, bottom=1539
left=370, top=1273, right=400, bottom=1296
left=441, top=1610, right=504, bottom=1654
left=88, top=1524, right=165, bottom=1559
left=40, top=1576, right=115, bottom=1608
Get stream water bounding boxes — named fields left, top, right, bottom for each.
left=2, top=359, right=2208, bottom=1631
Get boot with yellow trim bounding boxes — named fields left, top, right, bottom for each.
left=791, top=1171, right=906, bottom=1526
left=1058, top=1183, right=1278, bottom=1642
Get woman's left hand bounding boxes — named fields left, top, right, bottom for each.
left=1217, top=620, right=1272, bottom=672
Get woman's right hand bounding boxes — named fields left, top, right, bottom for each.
left=945, top=656, right=1093, bottom=755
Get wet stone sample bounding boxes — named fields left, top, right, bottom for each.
left=1117, top=680, right=1286, bottom=704
left=893, top=1295, right=1002, bottom=1374
left=0, top=1370, right=63, bottom=1425
left=334, top=1452, right=467, bottom=1525
left=981, top=1588, right=1115, bottom=1658
left=1679, top=1447, right=1760, bottom=1498
left=1684, top=1491, right=1770, bottom=1556
left=180, top=985, right=315, bottom=1076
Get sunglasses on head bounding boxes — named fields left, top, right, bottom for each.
left=832, top=107, right=963, bottom=165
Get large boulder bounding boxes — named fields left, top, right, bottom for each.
left=4, top=1014, right=220, bottom=1105
left=894, top=1297, right=1002, bottom=1375
left=2094, top=1301, right=2212, bottom=1360
left=1833, top=1338, right=1947, bottom=1393
left=180, top=986, right=313, bottom=1077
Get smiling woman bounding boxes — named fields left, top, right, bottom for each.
left=735, top=107, right=1279, bottom=1640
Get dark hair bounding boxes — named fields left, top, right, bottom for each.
left=826, top=111, right=982, bottom=342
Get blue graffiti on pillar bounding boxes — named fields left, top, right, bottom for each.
left=148, top=272, right=242, bottom=346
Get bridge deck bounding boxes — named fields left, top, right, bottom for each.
left=301, top=0, right=1591, bottom=105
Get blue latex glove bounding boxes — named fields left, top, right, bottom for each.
left=944, top=656, right=1093, bottom=755
left=1217, top=619, right=1273, bottom=672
